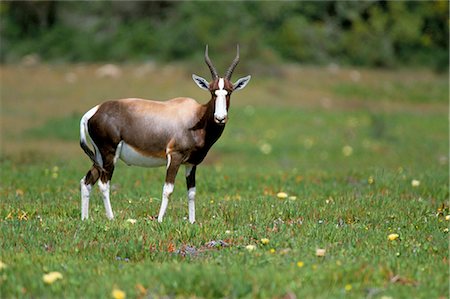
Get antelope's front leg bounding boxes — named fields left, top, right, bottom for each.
left=185, top=164, right=197, bottom=224
left=157, top=152, right=181, bottom=223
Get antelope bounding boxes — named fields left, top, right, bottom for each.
left=79, top=45, right=251, bottom=223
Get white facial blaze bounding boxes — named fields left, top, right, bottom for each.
left=218, top=77, right=225, bottom=90
left=214, top=78, right=228, bottom=121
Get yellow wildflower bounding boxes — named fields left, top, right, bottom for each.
left=43, top=271, right=63, bottom=284
left=260, top=143, right=272, bottom=155
left=445, top=215, right=450, bottom=221
left=269, top=248, right=276, bottom=254
left=5, top=212, right=13, bottom=220
left=17, top=210, right=28, bottom=221
left=296, top=261, right=304, bottom=268
left=261, top=238, right=270, bottom=245
left=388, top=233, right=399, bottom=241
left=51, top=166, right=59, bottom=179
left=411, top=180, right=420, bottom=187
left=111, top=288, right=126, bottom=299
left=345, top=284, right=352, bottom=291
left=342, top=145, right=353, bottom=157
left=276, top=192, right=288, bottom=199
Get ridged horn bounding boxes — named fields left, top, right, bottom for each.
left=204, top=45, right=218, bottom=80
left=225, top=45, right=240, bottom=80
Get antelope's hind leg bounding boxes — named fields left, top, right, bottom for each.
left=81, top=144, right=120, bottom=221
left=98, top=148, right=120, bottom=220
left=80, top=165, right=101, bottom=220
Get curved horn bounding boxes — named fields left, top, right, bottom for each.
left=204, top=45, right=218, bottom=80
left=225, top=45, right=240, bottom=80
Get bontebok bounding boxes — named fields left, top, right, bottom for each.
left=79, top=45, right=251, bottom=223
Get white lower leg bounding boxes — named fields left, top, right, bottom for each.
left=98, top=180, right=114, bottom=220
left=188, top=187, right=196, bottom=223
left=158, top=182, right=174, bottom=222
left=80, top=177, right=92, bottom=220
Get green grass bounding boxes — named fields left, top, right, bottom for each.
left=0, top=65, right=448, bottom=298
left=332, top=79, right=448, bottom=103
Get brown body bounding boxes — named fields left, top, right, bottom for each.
left=86, top=96, right=225, bottom=177
left=80, top=45, right=251, bottom=223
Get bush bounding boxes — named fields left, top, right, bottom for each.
left=0, top=1, right=448, bottom=69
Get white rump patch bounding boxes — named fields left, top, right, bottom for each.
left=80, top=105, right=103, bottom=167
left=119, top=142, right=166, bottom=168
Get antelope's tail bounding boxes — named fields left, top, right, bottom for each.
left=80, top=106, right=103, bottom=169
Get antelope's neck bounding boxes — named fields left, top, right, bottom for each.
left=203, top=98, right=226, bottom=145
left=187, top=99, right=226, bottom=165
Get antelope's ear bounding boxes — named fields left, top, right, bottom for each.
left=192, top=74, right=210, bottom=90
left=233, top=75, right=251, bottom=91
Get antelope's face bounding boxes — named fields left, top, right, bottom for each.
left=211, top=77, right=230, bottom=124
left=193, top=45, right=251, bottom=125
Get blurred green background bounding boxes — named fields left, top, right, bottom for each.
left=1, top=1, right=448, bottom=70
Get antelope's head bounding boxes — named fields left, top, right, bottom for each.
left=193, top=45, right=251, bottom=125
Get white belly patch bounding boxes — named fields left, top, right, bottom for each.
left=119, top=142, right=166, bottom=168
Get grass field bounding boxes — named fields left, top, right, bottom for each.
left=0, top=63, right=448, bottom=298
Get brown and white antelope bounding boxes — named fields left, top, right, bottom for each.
left=79, top=45, right=251, bottom=223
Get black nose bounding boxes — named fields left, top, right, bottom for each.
left=214, top=116, right=227, bottom=124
